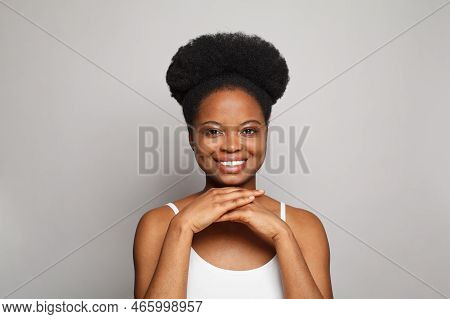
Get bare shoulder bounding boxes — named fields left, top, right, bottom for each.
left=285, top=204, right=329, bottom=247
left=133, top=204, right=176, bottom=263
left=136, top=205, right=175, bottom=233
left=133, top=193, right=196, bottom=256
left=285, top=205, right=324, bottom=231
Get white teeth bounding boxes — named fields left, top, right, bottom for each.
left=220, top=160, right=245, bottom=166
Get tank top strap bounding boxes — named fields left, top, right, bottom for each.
left=280, top=201, right=286, bottom=222
left=166, top=202, right=179, bottom=214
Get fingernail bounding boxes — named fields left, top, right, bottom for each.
left=249, top=195, right=255, bottom=200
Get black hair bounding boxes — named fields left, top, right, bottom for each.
left=166, top=31, right=289, bottom=126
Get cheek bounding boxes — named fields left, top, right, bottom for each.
left=197, top=139, right=221, bottom=153
left=244, top=137, right=266, bottom=154
left=194, top=140, right=220, bottom=168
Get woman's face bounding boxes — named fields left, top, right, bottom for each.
left=189, top=88, right=268, bottom=186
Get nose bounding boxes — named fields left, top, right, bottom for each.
left=220, top=131, right=242, bottom=153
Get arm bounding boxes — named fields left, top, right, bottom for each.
left=133, top=208, right=193, bottom=299
left=144, top=216, right=193, bottom=298
left=273, top=210, right=333, bottom=299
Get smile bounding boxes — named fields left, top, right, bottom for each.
left=214, top=159, right=247, bottom=174
left=219, top=160, right=246, bottom=166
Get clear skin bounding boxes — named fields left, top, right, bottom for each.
left=136, top=88, right=333, bottom=299
left=177, top=88, right=286, bottom=245
left=188, top=87, right=269, bottom=191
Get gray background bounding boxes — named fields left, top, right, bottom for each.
left=1, top=0, right=449, bottom=298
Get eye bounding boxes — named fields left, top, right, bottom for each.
left=241, top=128, right=258, bottom=136
left=204, top=128, right=222, bottom=137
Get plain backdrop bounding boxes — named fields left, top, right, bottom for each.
left=1, top=0, right=449, bottom=298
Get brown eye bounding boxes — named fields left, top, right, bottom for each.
left=204, top=128, right=222, bottom=137
left=241, top=128, right=257, bottom=136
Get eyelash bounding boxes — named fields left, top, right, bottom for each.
left=204, top=128, right=258, bottom=137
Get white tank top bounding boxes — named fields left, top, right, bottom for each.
left=165, top=201, right=285, bottom=299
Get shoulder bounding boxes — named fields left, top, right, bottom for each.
left=285, top=204, right=330, bottom=254
left=285, top=204, right=324, bottom=229
left=133, top=204, right=176, bottom=264
left=133, top=204, right=176, bottom=247
left=135, top=191, right=199, bottom=231
left=135, top=204, right=175, bottom=234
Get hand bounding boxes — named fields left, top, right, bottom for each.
left=175, top=187, right=265, bottom=234
left=214, top=197, right=288, bottom=245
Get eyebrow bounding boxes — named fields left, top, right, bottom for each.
left=199, top=120, right=262, bottom=126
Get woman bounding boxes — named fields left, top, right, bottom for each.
left=133, top=32, right=333, bottom=299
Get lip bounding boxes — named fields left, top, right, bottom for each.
left=214, top=157, right=247, bottom=162
left=214, top=158, right=247, bottom=174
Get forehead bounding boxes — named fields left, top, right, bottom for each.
left=195, top=88, right=264, bottom=126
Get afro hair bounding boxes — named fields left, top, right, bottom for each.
left=166, top=31, right=289, bottom=126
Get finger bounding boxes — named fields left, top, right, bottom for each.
left=215, top=212, right=234, bottom=222
left=213, top=187, right=265, bottom=196
left=216, top=210, right=246, bottom=223
left=216, top=189, right=264, bottom=203
left=214, top=195, right=256, bottom=215
left=214, top=187, right=252, bottom=194
left=215, top=214, right=230, bottom=222
left=205, top=187, right=242, bottom=196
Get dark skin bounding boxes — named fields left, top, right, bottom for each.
left=188, top=87, right=268, bottom=191
left=172, top=87, right=333, bottom=298
left=133, top=87, right=332, bottom=298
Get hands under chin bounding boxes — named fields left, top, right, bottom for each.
left=213, top=200, right=289, bottom=245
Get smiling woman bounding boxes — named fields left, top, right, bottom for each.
left=133, top=31, right=333, bottom=299
left=191, top=88, right=268, bottom=181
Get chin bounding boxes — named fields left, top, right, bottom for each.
left=199, top=158, right=261, bottom=185
left=210, top=171, right=255, bottom=186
